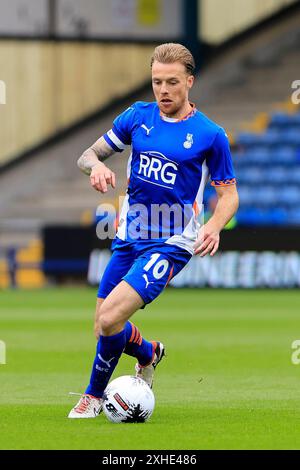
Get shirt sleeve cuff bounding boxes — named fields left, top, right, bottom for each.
left=211, top=178, right=236, bottom=187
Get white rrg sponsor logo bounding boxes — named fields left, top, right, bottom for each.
left=138, top=152, right=178, bottom=187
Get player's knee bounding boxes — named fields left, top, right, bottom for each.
left=98, top=306, right=119, bottom=335
left=99, top=316, right=113, bottom=335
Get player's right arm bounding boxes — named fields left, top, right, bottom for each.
left=77, top=136, right=116, bottom=193
left=79, top=104, right=137, bottom=192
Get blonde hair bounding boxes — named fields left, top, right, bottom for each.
left=150, top=43, right=195, bottom=75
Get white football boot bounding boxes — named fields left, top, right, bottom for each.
left=68, top=393, right=103, bottom=419
left=135, top=341, right=165, bottom=389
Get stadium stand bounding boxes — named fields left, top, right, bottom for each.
left=204, top=109, right=300, bottom=227
left=0, top=5, right=299, bottom=287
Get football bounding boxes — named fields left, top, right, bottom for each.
left=102, top=375, right=155, bottom=423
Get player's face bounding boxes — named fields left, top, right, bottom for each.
left=152, top=61, right=194, bottom=118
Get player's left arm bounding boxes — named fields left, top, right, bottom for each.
left=194, top=184, right=239, bottom=257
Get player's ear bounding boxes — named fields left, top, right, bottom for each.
left=187, top=75, right=194, bottom=89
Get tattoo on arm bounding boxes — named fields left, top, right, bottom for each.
left=77, top=136, right=115, bottom=175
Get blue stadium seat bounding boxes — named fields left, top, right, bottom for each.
left=236, top=167, right=264, bottom=185
left=236, top=186, right=254, bottom=206
left=236, top=130, right=281, bottom=147
left=254, top=186, right=277, bottom=207
left=232, top=152, right=249, bottom=167
left=289, top=166, right=300, bottom=184
left=266, top=208, right=288, bottom=225
left=291, top=113, right=300, bottom=125
left=269, top=112, right=292, bottom=129
left=236, top=132, right=260, bottom=146
left=272, top=146, right=297, bottom=164
left=269, top=113, right=300, bottom=130
left=279, top=186, right=300, bottom=206
left=234, top=168, right=245, bottom=184
left=280, top=128, right=300, bottom=146
left=288, top=208, right=300, bottom=226
left=236, top=207, right=288, bottom=226
left=245, top=147, right=271, bottom=165
left=234, top=113, right=300, bottom=227
left=264, top=166, right=288, bottom=184
left=236, top=207, right=265, bottom=225
left=258, top=130, right=281, bottom=146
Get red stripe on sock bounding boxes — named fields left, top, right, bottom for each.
left=129, top=324, right=136, bottom=343
left=135, top=333, right=142, bottom=345
left=133, top=327, right=140, bottom=344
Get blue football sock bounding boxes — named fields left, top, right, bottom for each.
left=123, top=321, right=154, bottom=366
left=85, top=329, right=126, bottom=398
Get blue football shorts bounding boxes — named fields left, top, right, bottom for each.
left=97, top=237, right=192, bottom=305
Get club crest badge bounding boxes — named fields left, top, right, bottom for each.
left=183, top=133, right=193, bottom=149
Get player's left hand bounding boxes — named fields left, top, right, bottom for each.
left=194, top=222, right=220, bottom=257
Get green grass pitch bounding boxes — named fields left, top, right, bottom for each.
left=1, top=287, right=300, bottom=450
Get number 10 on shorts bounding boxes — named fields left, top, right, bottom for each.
left=144, top=253, right=169, bottom=280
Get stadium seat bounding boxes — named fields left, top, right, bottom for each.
left=279, top=186, right=300, bottom=206
left=236, top=207, right=264, bottom=225
left=236, top=131, right=281, bottom=147
left=236, top=186, right=254, bottom=206
left=288, top=208, right=300, bottom=226
left=246, top=147, right=271, bottom=165
left=236, top=132, right=261, bottom=146
left=236, top=207, right=288, bottom=226
left=272, top=146, right=297, bottom=164
left=289, top=166, right=300, bottom=184
left=232, top=152, right=249, bottom=167
left=268, top=112, right=300, bottom=130
left=234, top=106, right=300, bottom=227
left=266, top=207, right=288, bottom=225
left=280, top=128, right=300, bottom=146
left=236, top=167, right=264, bottom=184
left=258, top=130, right=281, bottom=147
left=269, top=112, right=293, bottom=129
left=207, top=111, right=299, bottom=227
left=264, top=166, right=288, bottom=184
left=254, top=186, right=277, bottom=207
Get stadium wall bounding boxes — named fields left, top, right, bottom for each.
left=200, top=0, right=298, bottom=44
left=0, top=41, right=154, bottom=167
left=1, top=0, right=299, bottom=169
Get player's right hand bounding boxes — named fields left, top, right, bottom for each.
left=90, top=162, right=116, bottom=193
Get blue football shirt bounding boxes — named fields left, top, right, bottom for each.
left=103, top=101, right=236, bottom=254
